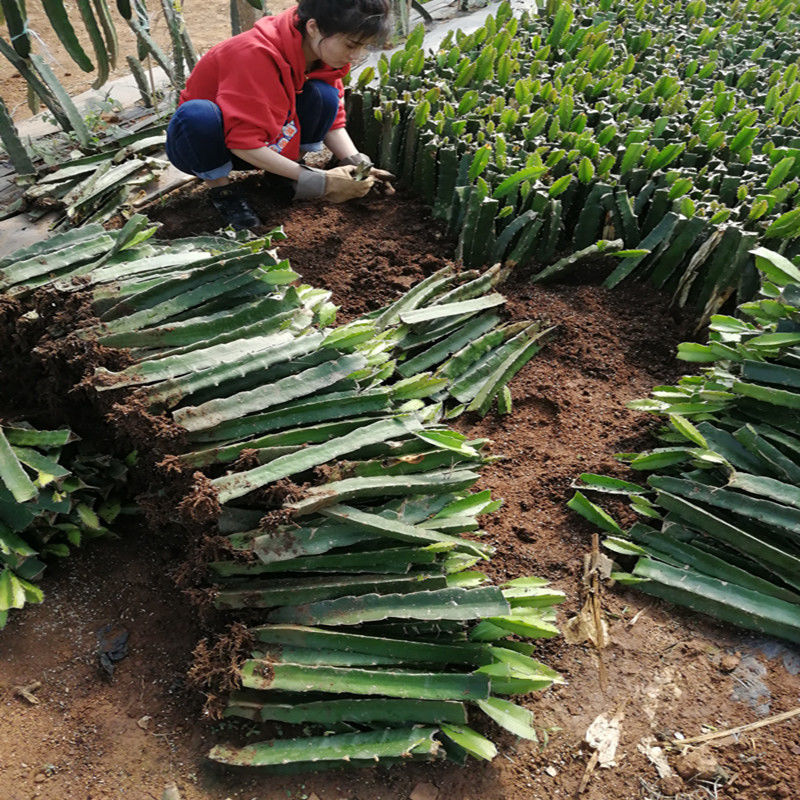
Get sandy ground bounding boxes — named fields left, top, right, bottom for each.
left=0, top=0, right=293, bottom=121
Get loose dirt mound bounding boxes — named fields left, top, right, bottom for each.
left=1, top=191, right=798, bottom=800
left=148, top=174, right=454, bottom=322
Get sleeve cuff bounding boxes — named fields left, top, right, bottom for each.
left=293, top=165, right=326, bottom=200
left=339, top=153, right=372, bottom=168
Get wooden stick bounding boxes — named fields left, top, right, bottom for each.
left=577, top=749, right=600, bottom=795
left=132, top=174, right=196, bottom=207
left=589, top=533, right=608, bottom=692
left=670, top=706, right=800, bottom=748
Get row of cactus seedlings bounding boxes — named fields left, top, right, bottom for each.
left=348, top=0, right=800, bottom=318
left=0, top=217, right=565, bottom=768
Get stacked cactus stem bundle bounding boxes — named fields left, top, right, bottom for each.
left=0, top=217, right=564, bottom=768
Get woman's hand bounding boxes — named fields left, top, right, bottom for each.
left=339, top=153, right=396, bottom=195
left=323, top=165, right=375, bottom=202
left=293, top=159, right=396, bottom=203
left=368, top=166, right=396, bottom=195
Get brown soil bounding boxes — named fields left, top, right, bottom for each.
left=147, top=172, right=453, bottom=322
left=1, top=191, right=799, bottom=800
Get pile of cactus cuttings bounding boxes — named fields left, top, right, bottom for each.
left=568, top=246, right=800, bottom=646
left=0, top=217, right=564, bottom=769
left=348, top=0, right=800, bottom=319
left=9, top=128, right=171, bottom=229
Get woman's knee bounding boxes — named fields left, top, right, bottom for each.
left=168, top=99, right=225, bottom=139
left=297, top=80, right=340, bottom=146
left=306, top=79, right=340, bottom=116
left=166, top=100, right=229, bottom=177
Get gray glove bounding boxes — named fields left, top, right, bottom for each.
left=293, top=165, right=326, bottom=200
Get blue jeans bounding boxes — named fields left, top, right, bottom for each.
left=165, top=79, right=340, bottom=179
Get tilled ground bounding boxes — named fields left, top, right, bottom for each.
left=1, top=188, right=798, bottom=800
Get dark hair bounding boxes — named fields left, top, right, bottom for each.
left=296, top=0, right=391, bottom=44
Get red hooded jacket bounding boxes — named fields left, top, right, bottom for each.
left=179, top=7, right=348, bottom=160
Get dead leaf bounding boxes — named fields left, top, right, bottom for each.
left=563, top=601, right=610, bottom=648
left=585, top=711, right=624, bottom=768
left=582, top=550, right=614, bottom=584
left=14, top=681, right=42, bottom=704
left=410, top=782, right=439, bottom=800
left=627, top=608, right=647, bottom=627
left=162, top=782, right=181, bottom=800
left=638, top=736, right=675, bottom=779
left=137, top=715, right=152, bottom=730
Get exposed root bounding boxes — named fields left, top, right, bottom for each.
left=182, top=586, right=219, bottom=609
left=178, top=472, right=222, bottom=527
left=157, top=454, right=187, bottom=477
left=136, top=488, right=192, bottom=535
left=174, top=534, right=239, bottom=590
left=188, top=622, right=254, bottom=718
left=257, top=477, right=307, bottom=510
left=232, top=448, right=261, bottom=471
left=107, top=397, right=188, bottom=455
left=312, top=462, right=346, bottom=483
left=258, top=507, right=296, bottom=531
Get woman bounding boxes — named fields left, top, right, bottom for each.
left=165, top=0, right=393, bottom=230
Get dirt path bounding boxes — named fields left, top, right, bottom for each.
left=1, top=190, right=798, bottom=800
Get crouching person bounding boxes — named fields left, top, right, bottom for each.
left=165, top=0, right=393, bottom=230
